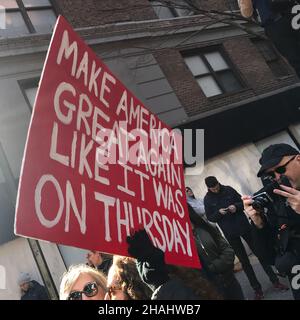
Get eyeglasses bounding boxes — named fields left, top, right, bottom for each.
left=67, top=282, right=98, bottom=300
left=266, top=155, right=297, bottom=179
left=106, top=283, right=124, bottom=299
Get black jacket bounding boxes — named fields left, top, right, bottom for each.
left=193, top=226, right=235, bottom=276
left=190, top=209, right=236, bottom=288
left=250, top=198, right=300, bottom=266
left=204, top=185, right=250, bottom=239
left=21, top=281, right=49, bottom=300
left=152, top=279, right=199, bottom=300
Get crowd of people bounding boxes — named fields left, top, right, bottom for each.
left=19, top=143, right=300, bottom=301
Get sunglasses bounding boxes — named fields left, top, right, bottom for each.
left=68, top=282, right=98, bottom=300
left=266, top=155, right=297, bottom=179
left=106, top=282, right=128, bottom=299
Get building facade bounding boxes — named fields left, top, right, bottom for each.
left=0, top=0, right=299, bottom=299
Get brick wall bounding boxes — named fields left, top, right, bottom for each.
left=197, top=0, right=228, bottom=12
left=57, top=0, right=156, bottom=28
left=56, top=0, right=236, bottom=28
left=154, top=36, right=298, bottom=117
left=54, top=0, right=298, bottom=118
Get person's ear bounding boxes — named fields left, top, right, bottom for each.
left=295, top=154, right=300, bottom=165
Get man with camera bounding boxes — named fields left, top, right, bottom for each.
left=239, top=0, right=300, bottom=77
left=243, top=143, right=300, bottom=299
left=204, top=176, right=287, bottom=300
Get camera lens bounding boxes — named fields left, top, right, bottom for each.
left=252, top=196, right=269, bottom=211
left=252, top=200, right=263, bottom=211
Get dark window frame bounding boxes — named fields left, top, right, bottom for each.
left=225, top=0, right=240, bottom=11
left=4, top=0, right=59, bottom=34
left=182, top=46, right=246, bottom=98
left=18, top=77, right=40, bottom=111
left=149, top=0, right=194, bottom=19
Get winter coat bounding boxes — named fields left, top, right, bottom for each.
left=188, top=204, right=244, bottom=299
left=194, top=227, right=234, bottom=273
left=21, top=280, right=49, bottom=300
left=250, top=199, right=300, bottom=267
left=193, top=222, right=236, bottom=289
left=204, top=185, right=250, bottom=239
left=151, top=279, right=199, bottom=300
left=187, top=196, right=206, bottom=217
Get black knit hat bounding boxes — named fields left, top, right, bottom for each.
left=257, top=144, right=299, bottom=177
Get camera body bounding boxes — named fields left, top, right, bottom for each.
left=252, top=176, right=300, bottom=274
left=252, top=191, right=274, bottom=211
left=252, top=175, right=291, bottom=211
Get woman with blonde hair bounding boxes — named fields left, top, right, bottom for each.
left=60, top=264, right=107, bottom=300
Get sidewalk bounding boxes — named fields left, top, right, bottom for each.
left=234, top=255, right=294, bottom=300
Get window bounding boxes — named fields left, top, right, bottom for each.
left=0, top=142, right=19, bottom=243
left=150, top=0, right=193, bottom=19
left=18, top=77, right=39, bottom=110
left=0, top=0, right=57, bottom=36
left=183, top=50, right=243, bottom=97
left=226, top=0, right=240, bottom=11
left=252, top=39, right=291, bottom=78
left=0, top=75, right=40, bottom=244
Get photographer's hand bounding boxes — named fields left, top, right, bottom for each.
left=274, top=185, right=300, bottom=214
left=242, top=195, right=265, bottom=228
left=219, top=208, right=228, bottom=215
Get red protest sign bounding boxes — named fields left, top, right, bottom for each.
left=14, top=16, right=200, bottom=268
